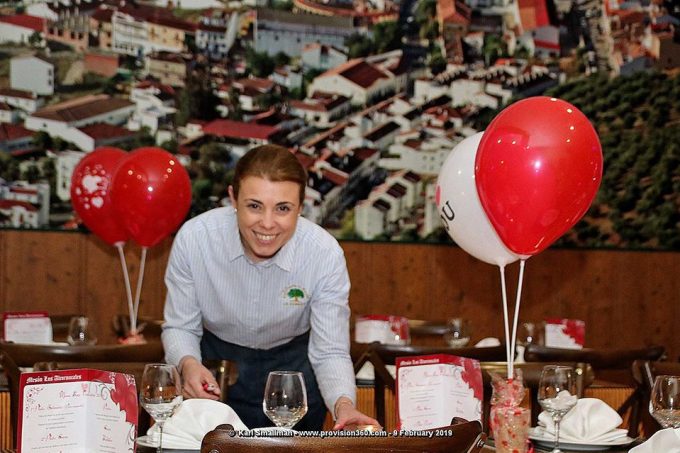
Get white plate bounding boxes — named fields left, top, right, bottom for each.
left=529, top=428, right=635, bottom=451
left=136, top=435, right=199, bottom=451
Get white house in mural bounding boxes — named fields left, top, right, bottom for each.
left=10, top=55, right=54, bottom=96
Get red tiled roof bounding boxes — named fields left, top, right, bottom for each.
left=0, top=199, right=37, bottom=211
left=0, top=102, right=11, bottom=111
left=322, top=169, right=348, bottom=186
left=31, top=95, right=133, bottom=123
left=0, top=123, right=33, bottom=142
left=296, top=152, right=316, bottom=170
left=234, top=77, right=275, bottom=93
left=0, top=14, right=45, bottom=32
left=78, top=123, right=136, bottom=140
left=344, top=62, right=389, bottom=88
left=203, top=119, right=277, bottom=140
left=91, top=7, right=114, bottom=23
left=517, top=0, right=550, bottom=30
left=437, top=0, right=471, bottom=25
left=325, top=59, right=390, bottom=89
left=135, top=80, right=175, bottom=95
left=0, top=88, right=38, bottom=100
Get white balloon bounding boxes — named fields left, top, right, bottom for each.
left=436, top=132, right=521, bottom=266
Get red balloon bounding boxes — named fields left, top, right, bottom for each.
left=111, top=147, right=192, bottom=248
left=475, top=97, right=603, bottom=255
left=70, top=147, right=129, bottom=246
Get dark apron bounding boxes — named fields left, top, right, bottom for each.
left=200, top=329, right=326, bottom=430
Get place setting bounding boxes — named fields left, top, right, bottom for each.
left=528, top=365, right=635, bottom=452
left=136, top=369, right=307, bottom=451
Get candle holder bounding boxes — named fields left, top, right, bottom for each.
left=489, top=370, right=531, bottom=453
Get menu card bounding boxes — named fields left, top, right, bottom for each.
left=544, top=318, right=585, bottom=349
left=18, top=369, right=138, bottom=453
left=355, top=314, right=410, bottom=345
left=396, top=354, right=483, bottom=430
left=2, top=311, right=52, bottom=344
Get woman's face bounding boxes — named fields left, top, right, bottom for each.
left=229, top=176, right=302, bottom=262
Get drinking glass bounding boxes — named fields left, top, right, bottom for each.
left=66, top=316, right=97, bottom=345
left=649, top=375, right=680, bottom=428
left=444, top=318, right=471, bottom=347
left=263, top=371, right=308, bottom=429
left=140, top=364, right=183, bottom=452
left=537, top=365, right=578, bottom=453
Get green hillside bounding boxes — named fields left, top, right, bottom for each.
left=501, top=71, right=680, bottom=250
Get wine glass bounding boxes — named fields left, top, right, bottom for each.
left=263, top=371, right=308, bottom=429
left=140, top=364, right=183, bottom=452
left=537, top=365, right=578, bottom=453
left=649, top=375, right=680, bottom=428
left=66, top=316, right=97, bottom=345
left=444, top=318, right=471, bottom=347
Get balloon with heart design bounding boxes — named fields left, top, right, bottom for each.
left=475, top=97, right=603, bottom=256
left=70, top=147, right=129, bottom=246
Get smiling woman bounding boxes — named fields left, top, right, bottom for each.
left=161, top=144, right=379, bottom=433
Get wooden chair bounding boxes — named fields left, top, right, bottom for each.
left=407, top=319, right=449, bottom=346
left=355, top=342, right=508, bottom=428
left=0, top=341, right=165, bottom=447
left=523, top=343, right=666, bottom=437
left=201, top=419, right=486, bottom=453
left=480, top=361, right=594, bottom=430
left=631, top=359, right=680, bottom=435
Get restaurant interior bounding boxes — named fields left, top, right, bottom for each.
left=0, top=228, right=678, bottom=451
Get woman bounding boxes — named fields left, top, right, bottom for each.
left=161, top=144, right=378, bottom=431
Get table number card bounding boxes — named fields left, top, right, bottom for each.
left=396, top=354, right=483, bottom=430
left=2, top=311, right=52, bottom=344
left=18, top=369, right=138, bottom=453
left=355, top=314, right=410, bottom=345
left=545, top=318, right=585, bottom=349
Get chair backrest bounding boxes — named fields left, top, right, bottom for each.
left=523, top=344, right=666, bottom=438
left=359, top=342, right=508, bottom=428
left=200, top=419, right=486, bottom=453
left=480, top=361, right=594, bottom=430
left=631, top=360, right=680, bottom=435
left=407, top=319, right=449, bottom=347
left=0, top=341, right=165, bottom=448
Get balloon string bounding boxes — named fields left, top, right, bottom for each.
left=499, top=265, right=511, bottom=379
left=116, top=243, right=135, bottom=336
left=509, top=259, right=527, bottom=378
left=132, top=247, right=148, bottom=334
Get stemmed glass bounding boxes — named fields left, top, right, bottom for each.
left=649, top=375, right=680, bottom=428
left=262, top=371, right=308, bottom=429
left=140, top=364, right=183, bottom=452
left=537, top=365, right=578, bottom=453
left=66, top=316, right=97, bottom=345
left=444, top=318, right=471, bottom=347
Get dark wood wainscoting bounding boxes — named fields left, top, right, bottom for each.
left=1, top=230, right=678, bottom=359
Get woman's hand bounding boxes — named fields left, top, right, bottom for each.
left=332, top=397, right=381, bottom=431
left=179, top=356, right=221, bottom=400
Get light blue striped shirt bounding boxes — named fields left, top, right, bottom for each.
left=161, top=206, right=356, bottom=411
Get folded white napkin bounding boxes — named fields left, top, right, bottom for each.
left=146, top=399, right=248, bottom=449
left=475, top=337, right=501, bottom=347
left=355, top=362, right=396, bottom=381
left=537, top=398, right=629, bottom=443
left=630, top=428, right=680, bottom=453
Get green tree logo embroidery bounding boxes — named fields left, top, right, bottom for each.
left=287, top=287, right=305, bottom=304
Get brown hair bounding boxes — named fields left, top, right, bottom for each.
left=232, top=144, right=307, bottom=204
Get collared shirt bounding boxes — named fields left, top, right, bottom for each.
left=162, top=206, right=356, bottom=411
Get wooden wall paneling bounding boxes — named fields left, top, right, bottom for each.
left=83, top=235, right=130, bottom=344
left=0, top=231, right=6, bottom=314
left=136, top=239, right=172, bottom=320
left=3, top=231, right=83, bottom=315
left=340, top=242, right=382, bottom=316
